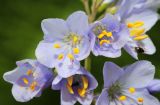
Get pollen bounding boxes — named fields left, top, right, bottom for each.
left=82, top=76, right=88, bottom=89
left=137, top=97, right=144, bottom=103
left=67, top=76, right=73, bottom=86
left=133, top=21, right=144, bottom=28
left=134, top=35, right=148, bottom=41
left=30, top=81, right=37, bottom=91
left=119, top=96, right=126, bottom=101
left=54, top=44, right=61, bottom=48
left=127, top=23, right=134, bottom=28
left=57, top=54, right=64, bottom=60
left=130, top=28, right=145, bottom=36
left=26, top=69, right=33, bottom=76
left=78, top=88, right=86, bottom=97
left=98, top=30, right=112, bottom=39
left=23, top=78, right=29, bottom=85
left=73, top=48, right=80, bottom=54
left=129, top=87, right=136, bottom=94
left=73, top=36, right=78, bottom=43
left=67, top=54, right=74, bottom=60
left=99, top=40, right=110, bottom=46
left=66, top=83, right=74, bottom=94
left=106, top=32, right=112, bottom=37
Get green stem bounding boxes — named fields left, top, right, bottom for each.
left=84, top=55, right=91, bottom=71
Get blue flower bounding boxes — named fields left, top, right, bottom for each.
left=3, top=59, right=53, bottom=102
left=52, top=67, right=98, bottom=105
left=36, top=11, right=91, bottom=78
left=89, top=14, right=129, bottom=58
left=116, top=0, right=159, bottom=59
left=96, top=61, right=160, bottom=105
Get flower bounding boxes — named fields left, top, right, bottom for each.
left=3, top=59, right=53, bottom=102
left=52, top=67, right=98, bottom=105
left=115, top=0, right=159, bottom=59
left=96, top=61, right=160, bottom=105
left=89, top=14, right=129, bottom=58
left=147, top=79, right=160, bottom=93
left=36, top=11, right=91, bottom=78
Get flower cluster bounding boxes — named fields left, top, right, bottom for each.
left=3, top=0, right=160, bottom=105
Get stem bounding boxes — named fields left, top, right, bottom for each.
left=82, top=0, right=90, bottom=15
left=84, top=55, right=91, bottom=71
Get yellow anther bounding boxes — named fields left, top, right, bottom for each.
left=98, top=33, right=105, bottom=39
left=130, top=29, right=145, bottom=36
left=67, top=54, right=74, bottom=60
left=138, top=97, right=144, bottom=103
left=30, top=81, right=37, bottom=91
left=66, top=83, right=74, bottom=94
left=134, top=35, right=148, bottom=41
left=78, top=88, right=86, bottom=97
left=26, top=70, right=33, bottom=75
left=119, top=96, right=127, bottom=101
left=54, top=44, right=61, bottom=48
left=129, top=87, right=136, bottom=94
left=73, top=48, right=80, bottom=54
left=73, top=36, right=78, bottom=43
left=99, top=40, right=110, bottom=46
left=133, top=21, right=144, bottom=28
left=57, top=54, right=64, bottom=60
left=23, top=78, right=29, bottom=85
left=127, top=23, right=134, bottom=28
left=82, top=76, right=88, bottom=89
left=106, top=32, right=112, bottom=37
left=67, top=76, right=73, bottom=86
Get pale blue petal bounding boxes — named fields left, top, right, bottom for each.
left=119, top=61, right=155, bottom=89
left=96, top=89, right=109, bottom=105
left=66, top=11, right=89, bottom=36
left=147, top=79, right=160, bottom=93
left=76, top=92, right=93, bottom=105
left=41, top=19, right=69, bottom=42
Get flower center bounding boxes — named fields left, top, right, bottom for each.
left=66, top=75, right=89, bottom=98
left=93, top=24, right=113, bottom=46
left=17, top=69, right=39, bottom=91
left=127, top=21, right=148, bottom=41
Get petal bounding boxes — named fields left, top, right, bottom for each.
left=125, top=9, right=159, bottom=31
left=147, top=79, right=160, bottom=93
left=41, top=19, right=69, bottom=42
left=96, top=89, right=109, bottom=105
left=35, top=41, right=67, bottom=68
left=103, top=62, right=124, bottom=88
left=61, top=85, right=76, bottom=105
left=66, top=11, right=89, bottom=35
left=76, top=37, right=91, bottom=61
left=139, top=37, right=156, bottom=55
left=119, top=60, right=155, bottom=89
left=52, top=75, right=63, bottom=90
left=123, top=89, right=160, bottom=105
left=12, top=84, right=41, bottom=102
left=76, top=92, right=94, bottom=105
left=55, top=57, right=80, bottom=78
left=123, top=39, right=138, bottom=60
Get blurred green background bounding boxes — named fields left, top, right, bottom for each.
left=0, top=0, right=159, bottom=105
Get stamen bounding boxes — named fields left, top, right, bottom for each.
left=73, top=36, right=78, bottom=43
left=30, top=81, right=37, bottom=91
left=67, top=54, right=74, bottom=60
left=98, top=30, right=112, bottom=39
left=129, top=87, right=136, bottom=94
left=22, top=78, right=29, bottom=85
left=57, top=54, right=64, bottom=60
left=130, top=29, right=145, bottom=36
left=127, top=23, right=134, bottom=28
left=134, top=35, right=148, bottom=41
left=78, top=88, right=86, bottom=97
left=66, top=83, right=74, bottom=94
left=73, top=48, right=80, bottom=54
left=119, top=96, right=126, bottom=101
left=67, top=76, right=73, bottom=86
left=133, top=21, right=144, bottom=28
left=106, top=32, right=112, bottom=37
left=26, top=70, right=33, bottom=76
left=54, top=44, right=61, bottom=48
left=98, top=33, right=105, bottom=39
left=99, top=40, right=110, bottom=46
left=82, top=76, right=88, bottom=89
left=137, top=97, right=144, bottom=103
